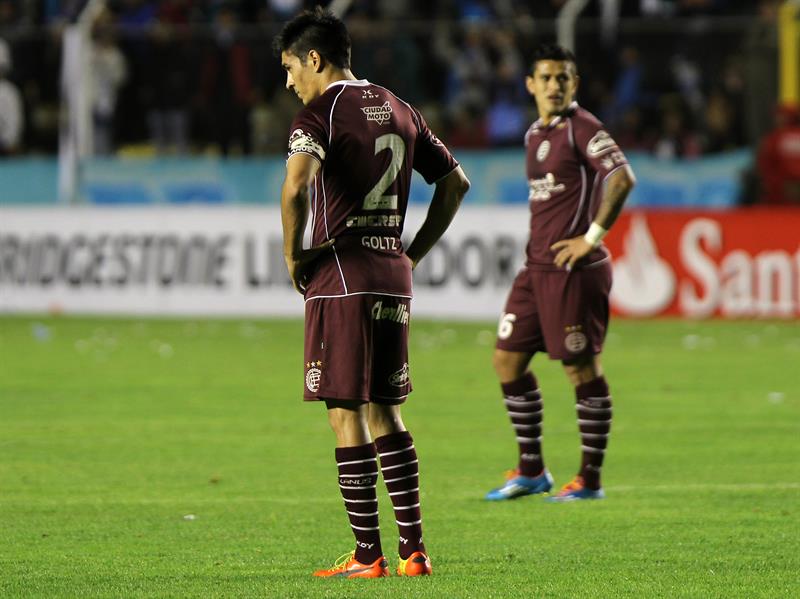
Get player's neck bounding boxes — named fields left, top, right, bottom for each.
left=539, top=110, right=563, bottom=126
left=320, top=68, right=358, bottom=91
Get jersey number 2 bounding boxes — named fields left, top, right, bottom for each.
left=363, top=133, right=405, bottom=210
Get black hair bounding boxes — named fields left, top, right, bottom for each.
left=530, top=43, right=577, bottom=73
left=272, top=6, right=351, bottom=69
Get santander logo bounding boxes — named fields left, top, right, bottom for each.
left=610, top=214, right=676, bottom=316
left=609, top=211, right=800, bottom=318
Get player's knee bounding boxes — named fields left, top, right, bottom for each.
left=492, top=350, right=526, bottom=382
left=562, top=354, right=603, bottom=386
left=326, top=403, right=363, bottom=434
left=326, top=409, right=347, bottom=434
left=368, top=404, right=404, bottom=438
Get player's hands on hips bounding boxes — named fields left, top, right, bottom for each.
left=550, top=236, right=593, bottom=271
left=285, top=238, right=336, bottom=294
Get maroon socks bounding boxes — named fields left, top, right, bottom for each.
left=501, top=372, right=545, bottom=477
left=335, top=443, right=382, bottom=563
left=575, top=377, right=612, bottom=490
left=375, top=431, right=426, bottom=560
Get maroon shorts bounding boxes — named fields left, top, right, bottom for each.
left=303, top=294, right=412, bottom=404
left=495, top=261, right=612, bottom=361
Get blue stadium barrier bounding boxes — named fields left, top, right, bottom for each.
left=0, top=149, right=752, bottom=207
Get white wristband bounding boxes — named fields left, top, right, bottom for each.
left=583, top=222, right=608, bottom=248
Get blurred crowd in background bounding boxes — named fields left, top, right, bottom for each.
left=0, top=0, right=793, bottom=203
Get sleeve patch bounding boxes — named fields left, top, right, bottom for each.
left=427, top=130, right=444, bottom=147
left=288, top=128, right=326, bottom=160
left=586, top=130, right=618, bottom=157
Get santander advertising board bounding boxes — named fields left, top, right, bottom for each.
left=606, top=209, right=800, bottom=318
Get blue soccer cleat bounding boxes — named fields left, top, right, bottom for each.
left=485, top=468, right=554, bottom=501
left=546, top=476, right=605, bottom=502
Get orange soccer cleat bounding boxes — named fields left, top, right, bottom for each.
left=312, top=551, right=390, bottom=578
left=547, top=475, right=605, bottom=502
left=396, top=551, right=432, bottom=576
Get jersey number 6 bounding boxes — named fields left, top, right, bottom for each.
left=497, top=312, right=517, bottom=340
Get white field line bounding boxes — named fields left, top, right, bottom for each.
left=2, top=482, right=800, bottom=507
left=607, top=482, right=800, bottom=492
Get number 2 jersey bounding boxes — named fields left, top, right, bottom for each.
left=287, top=79, right=458, bottom=299
left=524, top=102, right=631, bottom=270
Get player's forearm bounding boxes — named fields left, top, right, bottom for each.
left=281, top=184, right=310, bottom=260
left=592, top=165, right=636, bottom=232
left=406, top=168, right=470, bottom=266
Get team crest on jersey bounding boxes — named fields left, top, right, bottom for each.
left=361, top=101, right=393, bottom=125
left=564, top=325, right=588, bottom=353
left=288, top=129, right=326, bottom=160
left=305, top=360, right=322, bottom=392
left=389, top=363, right=410, bottom=387
left=536, top=140, right=550, bottom=162
left=586, top=130, right=618, bottom=157
left=528, top=172, right=566, bottom=202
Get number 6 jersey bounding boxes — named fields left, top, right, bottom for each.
left=286, top=79, right=458, bottom=300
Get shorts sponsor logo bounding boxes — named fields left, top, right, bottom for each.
left=536, top=140, right=550, bottom=162
left=528, top=173, right=566, bottom=202
left=288, top=129, right=325, bottom=160
left=586, top=130, right=618, bottom=157
left=389, top=362, right=410, bottom=387
left=305, top=360, right=322, bottom=392
left=372, top=300, right=410, bottom=325
left=361, top=101, right=393, bottom=125
left=564, top=325, right=588, bottom=353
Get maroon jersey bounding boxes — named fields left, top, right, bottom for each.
left=287, top=79, right=458, bottom=298
left=524, top=102, right=630, bottom=270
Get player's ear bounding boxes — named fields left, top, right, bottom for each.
left=525, top=75, right=536, bottom=96
left=573, top=73, right=580, bottom=94
left=308, top=49, right=325, bottom=73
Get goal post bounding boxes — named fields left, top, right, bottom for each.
left=57, top=0, right=106, bottom=204
left=779, top=0, right=800, bottom=108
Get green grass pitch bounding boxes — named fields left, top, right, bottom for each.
left=1, top=316, right=798, bottom=598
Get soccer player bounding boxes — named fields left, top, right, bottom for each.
left=485, top=44, right=635, bottom=502
left=273, top=8, right=470, bottom=578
